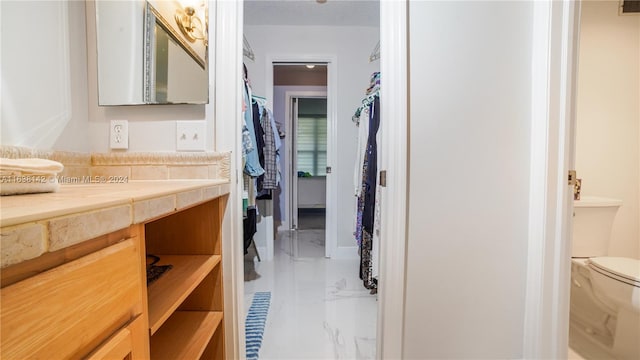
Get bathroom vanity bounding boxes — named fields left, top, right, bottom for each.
left=0, top=180, right=229, bottom=359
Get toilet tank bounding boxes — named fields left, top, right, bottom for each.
left=572, top=196, right=622, bottom=257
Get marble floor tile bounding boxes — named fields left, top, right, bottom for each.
left=244, top=229, right=377, bottom=359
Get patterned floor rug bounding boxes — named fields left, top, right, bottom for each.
left=245, top=291, right=271, bottom=360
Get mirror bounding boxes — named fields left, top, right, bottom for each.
left=95, top=0, right=208, bottom=105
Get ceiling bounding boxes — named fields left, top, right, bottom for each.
left=244, top=0, right=380, bottom=27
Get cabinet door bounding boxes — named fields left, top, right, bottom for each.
left=1, top=238, right=143, bottom=359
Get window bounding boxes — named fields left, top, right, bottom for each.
left=298, top=116, right=327, bottom=176
left=297, top=115, right=327, bottom=176
left=296, top=97, right=327, bottom=176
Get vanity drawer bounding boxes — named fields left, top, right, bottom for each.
left=1, top=238, right=143, bottom=359
left=87, top=323, right=134, bottom=360
left=86, top=314, right=147, bottom=360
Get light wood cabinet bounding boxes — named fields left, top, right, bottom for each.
left=0, top=193, right=228, bottom=360
left=144, top=196, right=227, bottom=359
left=1, top=237, right=146, bottom=359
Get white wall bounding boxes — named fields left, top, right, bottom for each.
left=298, top=177, right=326, bottom=208
left=244, top=25, right=379, bottom=248
left=53, top=1, right=92, bottom=152
left=404, top=1, right=532, bottom=358
left=1, top=1, right=90, bottom=152
left=1, top=0, right=217, bottom=154
left=576, top=0, right=640, bottom=259
left=86, top=0, right=215, bottom=153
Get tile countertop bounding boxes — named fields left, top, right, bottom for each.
left=0, top=180, right=230, bottom=228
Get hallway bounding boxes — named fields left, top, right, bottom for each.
left=244, top=228, right=377, bottom=359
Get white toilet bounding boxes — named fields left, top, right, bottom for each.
left=570, top=196, right=640, bottom=360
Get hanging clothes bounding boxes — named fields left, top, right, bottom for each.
left=242, top=62, right=282, bottom=257
left=242, top=64, right=263, bottom=255
left=353, top=105, right=370, bottom=247
left=353, top=72, right=381, bottom=292
left=371, top=99, right=383, bottom=281
left=243, top=81, right=265, bottom=177
left=354, top=106, right=370, bottom=198
left=260, top=108, right=279, bottom=190
left=252, top=102, right=267, bottom=192
left=252, top=98, right=280, bottom=198
left=360, top=98, right=380, bottom=291
left=362, top=97, right=380, bottom=235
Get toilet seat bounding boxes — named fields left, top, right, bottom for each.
left=588, top=257, right=640, bottom=288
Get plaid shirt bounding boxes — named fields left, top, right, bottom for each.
left=260, top=109, right=278, bottom=190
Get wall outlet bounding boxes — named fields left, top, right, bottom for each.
left=176, top=120, right=206, bottom=151
left=110, top=120, right=129, bottom=149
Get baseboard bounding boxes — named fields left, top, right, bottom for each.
left=331, top=246, right=359, bottom=260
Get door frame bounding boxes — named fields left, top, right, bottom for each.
left=284, top=91, right=328, bottom=232
left=265, top=56, right=337, bottom=259
left=212, top=0, right=244, bottom=358
left=221, top=1, right=581, bottom=358
left=523, top=0, right=581, bottom=358
left=376, top=0, right=408, bottom=358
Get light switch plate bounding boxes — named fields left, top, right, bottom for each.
left=110, top=120, right=129, bottom=149
left=176, top=121, right=206, bottom=151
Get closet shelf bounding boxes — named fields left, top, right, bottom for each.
left=150, top=311, right=223, bottom=359
left=147, top=254, right=221, bottom=334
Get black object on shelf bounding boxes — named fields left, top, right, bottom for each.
left=146, top=254, right=173, bottom=285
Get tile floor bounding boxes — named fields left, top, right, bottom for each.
left=243, top=216, right=589, bottom=360
left=244, top=224, right=377, bottom=359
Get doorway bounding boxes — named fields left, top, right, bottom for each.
left=288, top=94, right=328, bottom=258
left=241, top=1, right=382, bottom=358
left=290, top=96, right=327, bottom=233
left=272, top=64, right=328, bottom=231
left=274, top=63, right=329, bottom=258
left=267, top=59, right=337, bottom=259
left=567, top=2, right=640, bottom=359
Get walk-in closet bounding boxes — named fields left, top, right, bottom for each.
left=240, top=1, right=381, bottom=358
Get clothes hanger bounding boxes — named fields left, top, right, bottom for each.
left=243, top=35, right=255, bottom=62
left=251, top=95, right=267, bottom=107
left=352, top=91, right=380, bottom=123
left=369, top=41, right=380, bottom=63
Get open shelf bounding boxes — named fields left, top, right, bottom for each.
left=147, top=254, right=221, bottom=334
left=149, top=311, right=223, bottom=360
